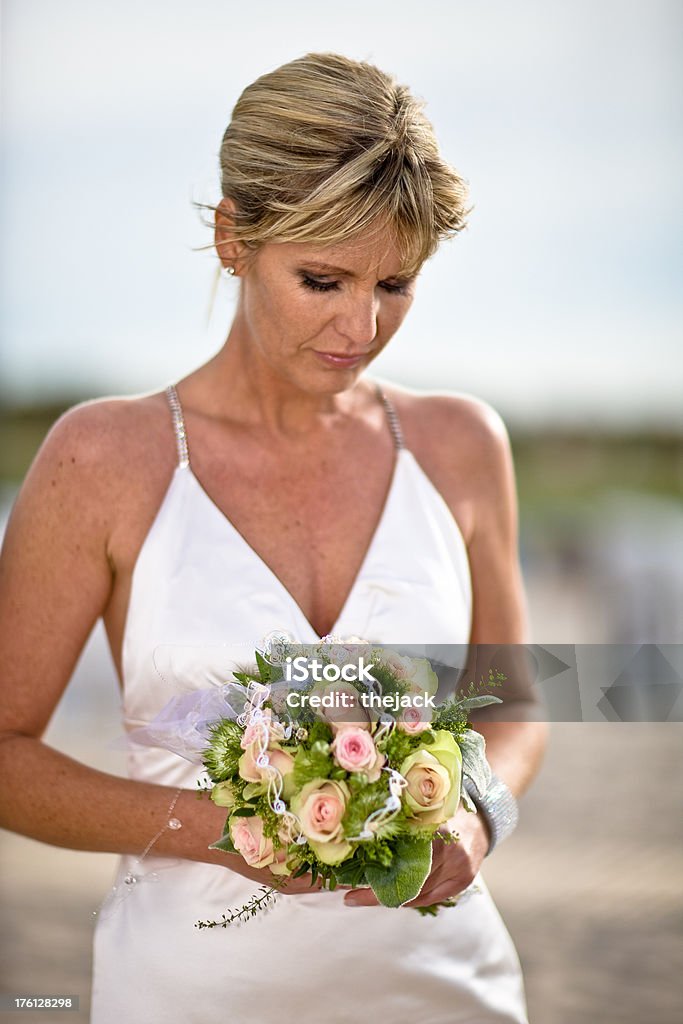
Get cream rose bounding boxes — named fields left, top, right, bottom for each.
left=398, top=730, right=462, bottom=825
left=290, top=779, right=352, bottom=865
left=405, top=657, right=440, bottom=699
left=210, top=780, right=238, bottom=809
left=330, top=726, right=385, bottom=781
left=238, top=742, right=297, bottom=799
left=240, top=708, right=286, bottom=750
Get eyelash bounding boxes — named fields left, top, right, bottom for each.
left=300, top=274, right=409, bottom=296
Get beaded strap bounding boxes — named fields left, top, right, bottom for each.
left=165, top=384, right=190, bottom=469
left=374, top=382, right=405, bottom=451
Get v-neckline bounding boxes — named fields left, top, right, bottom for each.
left=182, top=448, right=406, bottom=641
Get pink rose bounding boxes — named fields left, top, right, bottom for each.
left=290, top=779, right=352, bottom=865
left=396, top=705, right=432, bottom=735
left=229, top=815, right=278, bottom=870
left=330, top=726, right=385, bottom=781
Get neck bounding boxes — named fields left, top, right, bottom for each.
left=181, top=329, right=375, bottom=440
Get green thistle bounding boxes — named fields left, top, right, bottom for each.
left=203, top=720, right=243, bottom=781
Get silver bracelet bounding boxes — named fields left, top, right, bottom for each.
left=464, top=772, right=519, bottom=856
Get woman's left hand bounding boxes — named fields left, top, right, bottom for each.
left=343, top=805, right=490, bottom=908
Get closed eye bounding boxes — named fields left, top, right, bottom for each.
left=299, top=274, right=411, bottom=296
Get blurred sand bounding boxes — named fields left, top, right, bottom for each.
left=1, top=626, right=682, bottom=1023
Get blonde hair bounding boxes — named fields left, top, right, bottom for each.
left=205, top=52, right=470, bottom=277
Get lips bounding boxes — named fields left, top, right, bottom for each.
left=313, top=349, right=371, bottom=367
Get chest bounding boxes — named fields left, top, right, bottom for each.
left=186, top=446, right=400, bottom=639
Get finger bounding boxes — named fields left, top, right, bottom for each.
left=402, top=881, right=465, bottom=908
left=343, top=888, right=380, bottom=907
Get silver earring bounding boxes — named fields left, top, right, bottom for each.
left=222, top=265, right=235, bottom=277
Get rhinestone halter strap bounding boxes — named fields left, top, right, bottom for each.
left=165, top=384, right=189, bottom=468
left=373, top=381, right=405, bottom=451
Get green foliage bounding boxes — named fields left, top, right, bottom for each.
left=378, top=727, right=429, bottom=768
left=369, top=663, right=410, bottom=701
left=305, top=720, right=334, bottom=746
left=364, top=834, right=433, bottom=908
left=342, top=777, right=396, bottom=839
left=208, top=832, right=238, bottom=854
left=431, top=697, right=469, bottom=735
left=203, top=720, right=244, bottom=781
left=292, top=742, right=333, bottom=787
left=253, top=794, right=286, bottom=843
left=195, top=885, right=281, bottom=928
left=432, top=670, right=505, bottom=733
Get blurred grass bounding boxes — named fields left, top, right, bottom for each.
left=2, top=400, right=682, bottom=507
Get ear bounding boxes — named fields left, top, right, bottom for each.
left=214, top=197, right=245, bottom=274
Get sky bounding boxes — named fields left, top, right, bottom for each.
left=1, top=0, right=682, bottom=428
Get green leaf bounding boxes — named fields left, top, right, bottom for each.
left=231, top=806, right=257, bottom=817
left=364, top=835, right=433, bottom=908
left=293, top=745, right=333, bottom=787
left=333, top=857, right=367, bottom=887
left=254, top=651, right=270, bottom=684
left=208, top=833, right=238, bottom=854
left=459, top=695, right=503, bottom=710
left=458, top=729, right=492, bottom=797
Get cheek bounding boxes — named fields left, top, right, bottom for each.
left=379, top=294, right=414, bottom=335
left=248, top=280, right=330, bottom=341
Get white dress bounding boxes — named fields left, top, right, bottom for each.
left=91, top=381, right=529, bottom=1024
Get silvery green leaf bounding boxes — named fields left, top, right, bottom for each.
left=457, top=729, right=492, bottom=797
left=364, top=836, right=433, bottom=908
left=459, top=695, right=503, bottom=710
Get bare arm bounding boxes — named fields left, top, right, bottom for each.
left=463, top=402, right=547, bottom=799
left=0, top=403, right=321, bottom=892
left=346, top=396, right=548, bottom=907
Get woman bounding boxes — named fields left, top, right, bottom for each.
left=0, top=53, right=547, bottom=1022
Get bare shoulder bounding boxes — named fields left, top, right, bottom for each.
left=36, top=390, right=174, bottom=478
left=8, top=390, right=177, bottom=559
left=375, top=380, right=516, bottom=543
left=378, top=379, right=511, bottom=468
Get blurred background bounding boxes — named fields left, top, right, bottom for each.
left=1, top=1, right=681, bottom=1022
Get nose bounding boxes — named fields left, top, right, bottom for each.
left=335, top=290, right=379, bottom=348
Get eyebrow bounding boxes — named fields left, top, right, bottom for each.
left=300, top=261, right=413, bottom=281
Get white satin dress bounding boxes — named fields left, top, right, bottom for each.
left=91, top=381, right=529, bottom=1024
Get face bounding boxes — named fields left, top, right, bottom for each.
left=229, top=226, right=419, bottom=391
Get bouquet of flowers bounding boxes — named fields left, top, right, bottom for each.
left=136, top=635, right=503, bottom=925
